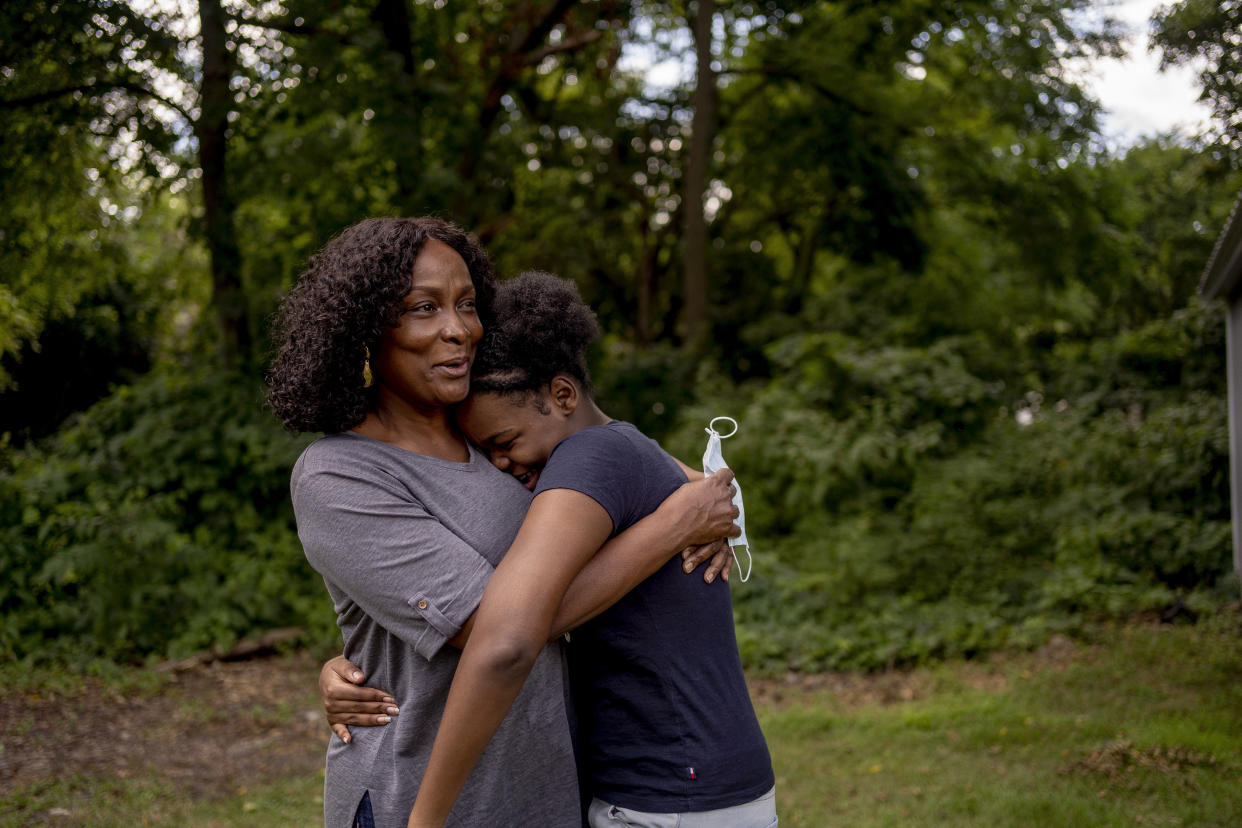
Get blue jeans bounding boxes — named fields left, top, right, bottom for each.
left=587, top=786, right=777, bottom=828
left=352, top=791, right=375, bottom=828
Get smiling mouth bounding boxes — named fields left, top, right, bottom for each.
left=434, top=356, right=471, bottom=378
left=515, top=469, right=539, bottom=491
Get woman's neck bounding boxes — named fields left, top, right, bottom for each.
left=353, top=393, right=470, bottom=462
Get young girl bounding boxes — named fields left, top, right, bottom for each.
left=407, top=271, right=776, bottom=828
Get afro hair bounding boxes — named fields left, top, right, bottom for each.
left=266, top=216, right=496, bottom=433
left=470, top=270, right=600, bottom=396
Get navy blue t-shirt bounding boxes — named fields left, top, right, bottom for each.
left=534, top=421, right=774, bottom=812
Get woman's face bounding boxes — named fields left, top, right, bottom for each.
left=457, top=391, right=570, bottom=491
left=372, top=240, right=482, bottom=411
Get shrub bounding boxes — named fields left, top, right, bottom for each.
left=0, top=369, right=336, bottom=665
left=662, top=302, right=1233, bottom=674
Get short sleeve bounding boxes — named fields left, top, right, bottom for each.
left=292, top=455, right=493, bottom=660
left=533, top=426, right=647, bottom=535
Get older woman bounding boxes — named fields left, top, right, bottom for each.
left=267, top=217, right=736, bottom=828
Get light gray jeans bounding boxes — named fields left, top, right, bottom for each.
left=587, top=786, right=777, bottom=828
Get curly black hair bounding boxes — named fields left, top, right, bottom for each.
left=267, top=217, right=496, bottom=433
left=470, top=270, right=600, bottom=398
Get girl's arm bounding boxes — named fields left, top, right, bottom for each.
left=546, top=469, right=735, bottom=635
left=406, top=490, right=610, bottom=828
left=407, top=475, right=737, bottom=828
left=319, top=472, right=737, bottom=741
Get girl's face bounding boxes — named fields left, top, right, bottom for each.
left=457, top=391, right=572, bottom=491
left=371, top=240, right=482, bottom=411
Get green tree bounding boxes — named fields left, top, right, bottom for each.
left=1153, top=0, right=1242, bottom=158
left=0, top=1, right=187, bottom=389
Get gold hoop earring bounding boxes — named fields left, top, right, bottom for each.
left=363, top=348, right=373, bottom=388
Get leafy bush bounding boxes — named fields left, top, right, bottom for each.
left=663, top=300, right=1235, bottom=674
left=0, top=369, right=336, bottom=665
left=0, top=299, right=1231, bottom=675
left=591, top=338, right=702, bottom=439
left=664, top=332, right=996, bottom=534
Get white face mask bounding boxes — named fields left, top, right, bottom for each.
left=701, top=416, right=752, bottom=583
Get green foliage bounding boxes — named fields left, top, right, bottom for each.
left=666, top=329, right=996, bottom=534
left=664, top=301, right=1234, bottom=674
left=0, top=2, right=193, bottom=387
left=591, top=339, right=701, bottom=438
left=1, top=1, right=1236, bottom=673
left=1153, top=0, right=1242, bottom=159
left=0, top=369, right=335, bottom=665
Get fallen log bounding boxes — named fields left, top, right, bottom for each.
left=154, top=626, right=305, bottom=673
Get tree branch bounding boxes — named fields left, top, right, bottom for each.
left=455, top=0, right=598, bottom=218
left=718, top=64, right=918, bottom=139
left=510, top=0, right=580, bottom=56
left=224, top=9, right=353, bottom=45
left=0, top=81, right=193, bottom=121
left=719, top=64, right=876, bottom=118
left=526, top=28, right=605, bottom=66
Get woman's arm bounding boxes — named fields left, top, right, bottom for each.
left=673, top=456, right=705, bottom=480
left=407, top=475, right=737, bottom=827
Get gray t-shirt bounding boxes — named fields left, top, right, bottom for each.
left=291, top=432, right=580, bottom=827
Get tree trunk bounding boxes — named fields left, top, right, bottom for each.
left=452, top=0, right=579, bottom=224
left=789, top=218, right=818, bottom=313
left=372, top=0, right=416, bottom=76
left=681, top=0, right=715, bottom=341
left=197, top=0, right=248, bottom=362
left=637, top=218, right=656, bottom=344
left=372, top=0, right=422, bottom=207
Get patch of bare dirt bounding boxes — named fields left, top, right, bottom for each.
left=0, top=630, right=1108, bottom=804
left=1059, top=740, right=1220, bottom=791
left=747, top=668, right=929, bottom=710
left=0, top=652, right=331, bottom=801
left=746, top=633, right=1088, bottom=711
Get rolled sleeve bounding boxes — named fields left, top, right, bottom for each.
left=405, top=555, right=493, bottom=658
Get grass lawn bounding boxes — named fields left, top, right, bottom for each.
left=2, top=616, right=1240, bottom=826
left=766, top=615, right=1242, bottom=826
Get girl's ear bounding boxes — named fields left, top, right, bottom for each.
left=548, top=375, right=579, bottom=416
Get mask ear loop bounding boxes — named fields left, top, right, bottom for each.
left=704, top=415, right=750, bottom=582
left=706, top=415, right=739, bottom=439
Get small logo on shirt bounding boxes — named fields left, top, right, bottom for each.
left=687, top=767, right=696, bottom=780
